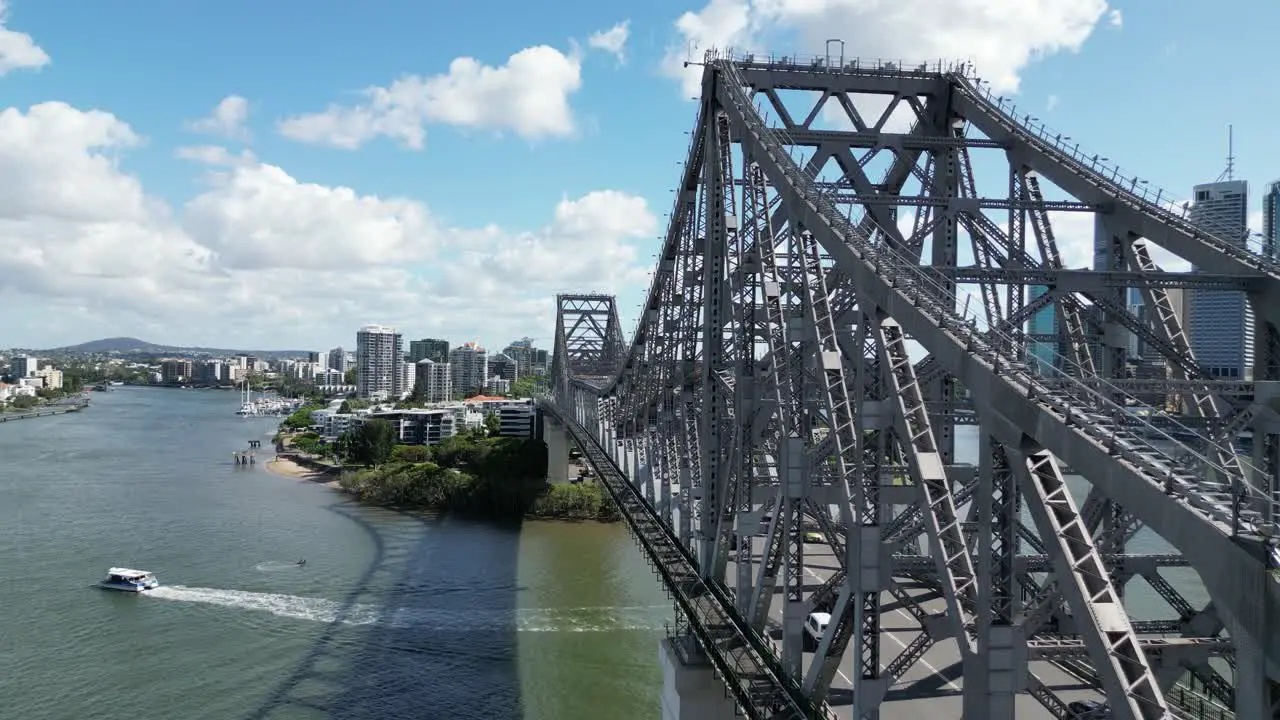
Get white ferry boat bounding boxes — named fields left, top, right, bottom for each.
left=99, top=567, right=159, bottom=592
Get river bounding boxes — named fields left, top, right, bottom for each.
left=0, top=387, right=667, bottom=719
left=0, top=386, right=1210, bottom=719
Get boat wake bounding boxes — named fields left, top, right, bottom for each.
left=144, top=585, right=666, bottom=633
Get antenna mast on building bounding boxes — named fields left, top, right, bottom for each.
left=1219, top=124, right=1236, bottom=182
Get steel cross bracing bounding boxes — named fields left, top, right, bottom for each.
left=545, top=53, right=1280, bottom=720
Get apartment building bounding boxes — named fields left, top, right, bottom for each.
left=449, top=342, right=488, bottom=398
left=356, top=325, right=404, bottom=400
left=415, top=359, right=453, bottom=403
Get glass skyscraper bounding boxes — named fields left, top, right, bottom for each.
left=1028, top=285, right=1058, bottom=375
left=1263, top=181, right=1280, bottom=259
left=1187, top=180, right=1253, bottom=379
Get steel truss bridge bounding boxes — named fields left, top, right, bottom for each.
left=541, top=51, right=1280, bottom=720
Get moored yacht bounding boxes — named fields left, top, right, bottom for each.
left=99, top=567, right=159, bottom=592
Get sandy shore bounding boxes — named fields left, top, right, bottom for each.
left=264, top=455, right=342, bottom=488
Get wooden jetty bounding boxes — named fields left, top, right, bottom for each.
left=233, top=440, right=263, bottom=466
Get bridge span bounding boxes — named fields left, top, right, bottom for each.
left=542, top=50, right=1280, bottom=720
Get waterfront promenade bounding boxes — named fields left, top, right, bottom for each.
left=0, top=397, right=89, bottom=423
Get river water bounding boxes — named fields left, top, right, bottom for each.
left=0, top=387, right=667, bottom=719
left=0, top=387, right=1210, bottom=719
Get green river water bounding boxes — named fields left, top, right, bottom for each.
left=0, top=387, right=667, bottom=719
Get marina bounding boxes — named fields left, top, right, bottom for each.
left=234, top=381, right=300, bottom=417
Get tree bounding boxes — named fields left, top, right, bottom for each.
left=9, top=394, right=37, bottom=410
left=344, top=419, right=396, bottom=467
left=343, top=368, right=357, bottom=385
left=484, top=413, right=501, bottom=437
left=282, top=406, right=319, bottom=430
left=338, top=398, right=369, bottom=414
left=510, top=375, right=544, bottom=398
left=391, top=444, right=433, bottom=463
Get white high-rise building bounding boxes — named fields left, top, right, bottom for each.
left=1188, top=180, right=1253, bottom=379
left=356, top=325, right=404, bottom=400
left=401, top=358, right=416, bottom=395
left=415, top=359, right=453, bottom=402
left=449, top=342, right=488, bottom=398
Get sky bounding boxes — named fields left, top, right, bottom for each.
left=2, top=0, right=1279, bottom=353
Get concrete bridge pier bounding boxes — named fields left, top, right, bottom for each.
left=541, top=412, right=572, bottom=484
left=659, top=635, right=738, bottom=720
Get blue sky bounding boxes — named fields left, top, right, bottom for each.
left=1, top=0, right=1277, bottom=353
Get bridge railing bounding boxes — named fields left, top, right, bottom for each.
left=953, top=74, right=1280, bottom=270
left=716, top=58, right=1280, bottom=535
left=700, top=46, right=974, bottom=79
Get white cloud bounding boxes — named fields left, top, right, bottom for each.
left=186, top=95, right=251, bottom=141
left=183, top=163, right=442, bottom=271
left=0, top=103, right=218, bottom=319
left=175, top=144, right=257, bottom=167
left=662, top=0, right=1115, bottom=97
left=0, top=100, right=657, bottom=350
left=0, top=0, right=49, bottom=75
left=437, top=190, right=658, bottom=298
left=1107, top=9, right=1123, bottom=27
left=278, top=45, right=583, bottom=150
left=589, top=21, right=631, bottom=62
left=1047, top=94, right=1060, bottom=111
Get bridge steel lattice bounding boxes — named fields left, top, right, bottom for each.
left=543, top=52, right=1280, bottom=720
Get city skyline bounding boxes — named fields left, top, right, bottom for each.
left=4, top=1, right=1280, bottom=350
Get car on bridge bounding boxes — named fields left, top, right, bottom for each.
left=803, top=611, right=831, bottom=652
left=1066, top=699, right=1107, bottom=718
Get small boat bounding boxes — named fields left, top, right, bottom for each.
left=100, top=567, right=159, bottom=592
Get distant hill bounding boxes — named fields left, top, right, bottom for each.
left=46, top=337, right=313, bottom=358
left=59, top=337, right=166, bottom=353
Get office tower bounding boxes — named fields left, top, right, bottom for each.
left=449, top=342, right=488, bottom=398
left=1027, top=285, right=1058, bottom=375
left=11, top=355, right=38, bottom=377
left=355, top=325, right=404, bottom=400
left=415, top=359, right=453, bottom=402
left=409, top=338, right=450, bottom=364
left=1188, top=180, right=1252, bottom=379
left=1263, top=181, right=1280, bottom=259
left=306, top=351, right=321, bottom=364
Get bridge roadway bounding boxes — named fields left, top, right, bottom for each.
left=726, top=534, right=1095, bottom=718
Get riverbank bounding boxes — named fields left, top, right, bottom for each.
left=0, top=400, right=90, bottom=423
left=263, top=454, right=343, bottom=488
left=269, top=424, right=619, bottom=522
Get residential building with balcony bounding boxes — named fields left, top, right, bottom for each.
left=449, top=342, right=488, bottom=398
left=160, top=359, right=194, bottom=383
left=415, top=359, right=452, bottom=403
left=367, top=408, right=457, bottom=446
left=356, top=325, right=404, bottom=400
